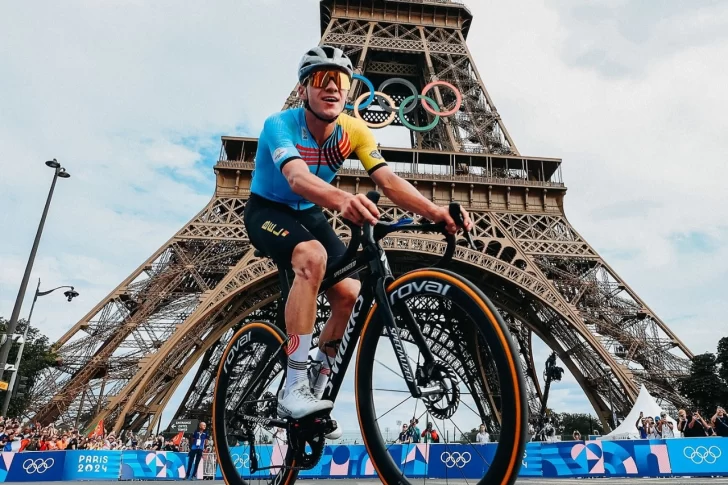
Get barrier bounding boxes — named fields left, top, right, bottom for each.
left=0, top=438, right=726, bottom=481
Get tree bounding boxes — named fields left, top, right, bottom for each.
left=0, top=317, right=57, bottom=418
left=680, top=352, right=724, bottom=413
left=556, top=412, right=604, bottom=437
left=716, top=337, right=728, bottom=389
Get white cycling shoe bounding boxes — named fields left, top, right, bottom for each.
left=277, top=380, right=333, bottom=420
left=309, top=372, right=343, bottom=440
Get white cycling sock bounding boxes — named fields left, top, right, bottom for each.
left=313, top=348, right=332, bottom=398
left=285, top=333, right=312, bottom=397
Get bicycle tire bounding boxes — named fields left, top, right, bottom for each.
left=355, top=268, right=528, bottom=485
left=213, top=321, right=299, bottom=485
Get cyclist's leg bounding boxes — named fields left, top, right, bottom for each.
left=243, top=195, right=333, bottom=418
left=299, top=207, right=361, bottom=390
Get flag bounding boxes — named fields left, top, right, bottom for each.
left=172, top=431, right=184, bottom=447
left=87, top=419, right=104, bottom=438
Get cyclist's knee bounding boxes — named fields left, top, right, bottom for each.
left=291, top=240, right=327, bottom=282
left=331, top=278, right=360, bottom=310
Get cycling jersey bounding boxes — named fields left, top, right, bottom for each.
left=250, top=107, right=387, bottom=210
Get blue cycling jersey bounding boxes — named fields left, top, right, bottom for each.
left=250, top=107, right=387, bottom=210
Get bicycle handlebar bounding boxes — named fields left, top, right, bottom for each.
left=332, top=190, right=474, bottom=274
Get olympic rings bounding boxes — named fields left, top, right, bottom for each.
left=400, top=95, right=440, bottom=132
left=345, top=74, right=375, bottom=110
left=354, top=91, right=397, bottom=129
left=421, top=81, right=462, bottom=116
left=347, top=75, right=462, bottom=132
left=377, top=77, right=419, bottom=114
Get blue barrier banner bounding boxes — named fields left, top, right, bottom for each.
left=63, top=451, right=120, bottom=481
left=580, top=439, right=672, bottom=477
left=426, top=444, right=494, bottom=479
left=541, top=441, right=589, bottom=477
left=520, top=442, right=542, bottom=477
left=5, top=451, right=65, bottom=482
left=119, top=451, right=188, bottom=480
left=666, top=437, right=728, bottom=476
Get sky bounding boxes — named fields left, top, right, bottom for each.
left=1, top=0, right=727, bottom=434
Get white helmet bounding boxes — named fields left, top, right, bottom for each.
left=298, top=45, right=353, bottom=82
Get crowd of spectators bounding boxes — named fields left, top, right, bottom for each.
left=0, top=416, right=217, bottom=454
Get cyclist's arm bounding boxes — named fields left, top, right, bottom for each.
left=282, top=159, right=352, bottom=211
left=370, top=166, right=440, bottom=220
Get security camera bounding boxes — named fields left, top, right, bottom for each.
left=64, top=288, right=80, bottom=302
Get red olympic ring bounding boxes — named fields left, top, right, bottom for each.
left=421, top=81, right=462, bottom=117
left=350, top=77, right=462, bottom=130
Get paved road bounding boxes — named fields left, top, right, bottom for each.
left=24, top=480, right=728, bottom=484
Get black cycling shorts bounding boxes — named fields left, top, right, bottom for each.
left=244, top=193, right=348, bottom=271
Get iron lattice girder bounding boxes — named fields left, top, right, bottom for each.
left=29, top=0, right=693, bottom=435
left=285, top=12, right=515, bottom=154
left=31, top=201, right=691, bottom=433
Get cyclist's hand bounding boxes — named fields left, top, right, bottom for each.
left=340, top=193, right=380, bottom=226
left=432, top=205, right=474, bottom=234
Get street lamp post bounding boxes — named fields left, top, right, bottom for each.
left=1, top=278, right=78, bottom=416
left=0, top=160, right=70, bottom=389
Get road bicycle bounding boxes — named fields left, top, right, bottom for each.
left=212, top=191, right=528, bottom=485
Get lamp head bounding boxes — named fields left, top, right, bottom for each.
left=64, top=288, right=79, bottom=302
left=45, top=159, right=60, bottom=169
left=58, top=168, right=70, bottom=178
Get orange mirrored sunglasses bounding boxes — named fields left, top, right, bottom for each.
left=307, top=70, right=352, bottom=90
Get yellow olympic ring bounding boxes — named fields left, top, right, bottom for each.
left=353, top=91, right=397, bottom=129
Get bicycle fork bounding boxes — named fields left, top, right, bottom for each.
left=371, top=248, right=442, bottom=400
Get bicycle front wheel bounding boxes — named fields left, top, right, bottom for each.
left=355, top=267, right=528, bottom=485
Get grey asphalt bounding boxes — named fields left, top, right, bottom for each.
left=22, top=479, right=728, bottom=484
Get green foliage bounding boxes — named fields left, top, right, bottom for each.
left=0, top=317, right=57, bottom=418
left=717, top=337, right=728, bottom=389
left=680, top=352, right=725, bottom=413
left=555, top=412, right=604, bottom=437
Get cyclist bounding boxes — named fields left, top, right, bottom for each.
left=243, top=45, right=473, bottom=438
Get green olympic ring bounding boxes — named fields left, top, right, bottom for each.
left=400, top=95, right=440, bottom=132
left=349, top=76, right=462, bottom=132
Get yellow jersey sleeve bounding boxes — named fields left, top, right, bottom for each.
left=338, top=113, right=388, bottom=174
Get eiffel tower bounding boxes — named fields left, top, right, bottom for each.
left=31, top=0, right=693, bottom=434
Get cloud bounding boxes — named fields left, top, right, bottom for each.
left=1, top=0, right=725, bottom=428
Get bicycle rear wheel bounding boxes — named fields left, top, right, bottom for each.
left=213, top=321, right=298, bottom=485
left=355, top=268, right=528, bottom=485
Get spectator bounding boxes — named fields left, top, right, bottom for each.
left=476, top=424, right=490, bottom=443
left=656, top=412, right=675, bottom=438
left=635, top=411, right=649, bottom=439
left=421, top=423, right=440, bottom=443
left=572, top=430, right=581, bottom=441
left=396, top=424, right=410, bottom=444
left=407, top=418, right=421, bottom=443
left=186, top=422, right=208, bottom=480
left=678, top=409, right=709, bottom=437
left=711, top=407, right=728, bottom=437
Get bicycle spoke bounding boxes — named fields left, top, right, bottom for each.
left=375, top=358, right=405, bottom=380
left=374, top=394, right=414, bottom=422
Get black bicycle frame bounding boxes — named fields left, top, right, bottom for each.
left=319, top=223, right=438, bottom=404
left=235, top=194, right=471, bottom=425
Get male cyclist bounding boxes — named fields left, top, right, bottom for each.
left=244, top=46, right=473, bottom=438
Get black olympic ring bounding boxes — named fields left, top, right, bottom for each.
left=347, top=75, right=462, bottom=132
